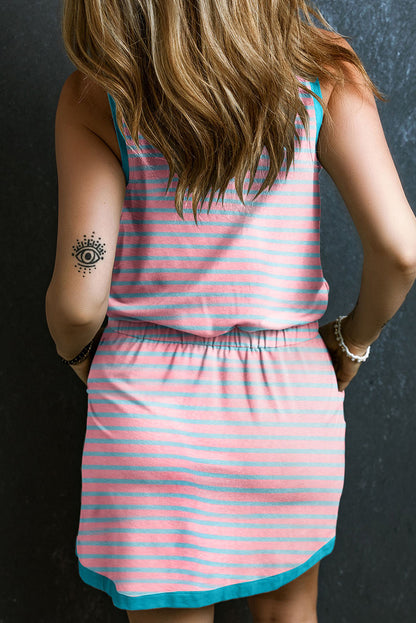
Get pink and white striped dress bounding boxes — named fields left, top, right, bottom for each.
left=75, top=77, right=346, bottom=611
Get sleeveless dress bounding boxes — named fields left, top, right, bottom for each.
left=75, top=77, right=346, bottom=610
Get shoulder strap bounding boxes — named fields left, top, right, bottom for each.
left=309, top=77, right=324, bottom=141
left=107, top=93, right=130, bottom=186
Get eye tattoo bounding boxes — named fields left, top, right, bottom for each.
left=71, top=231, right=106, bottom=277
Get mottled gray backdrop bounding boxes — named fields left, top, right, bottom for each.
left=1, top=1, right=415, bottom=621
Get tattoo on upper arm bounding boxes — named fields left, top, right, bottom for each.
left=72, top=231, right=107, bottom=277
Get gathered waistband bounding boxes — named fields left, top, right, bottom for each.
left=106, top=317, right=320, bottom=350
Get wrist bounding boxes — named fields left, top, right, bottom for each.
left=339, top=315, right=372, bottom=356
left=69, top=353, right=92, bottom=368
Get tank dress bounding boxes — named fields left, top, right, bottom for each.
left=75, top=77, right=346, bottom=610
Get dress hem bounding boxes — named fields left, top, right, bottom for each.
left=77, top=536, right=335, bottom=611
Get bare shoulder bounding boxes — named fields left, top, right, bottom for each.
left=314, top=28, right=367, bottom=108
left=56, top=70, right=121, bottom=163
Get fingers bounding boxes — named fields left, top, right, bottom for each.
left=335, top=355, right=362, bottom=391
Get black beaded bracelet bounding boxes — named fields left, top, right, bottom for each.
left=60, top=337, right=95, bottom=366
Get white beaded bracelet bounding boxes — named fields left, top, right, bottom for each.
left=334, top=315, right=371, bottom=363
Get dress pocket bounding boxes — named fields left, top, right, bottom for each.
left=86, top=330, right=108, bottom=392
left=316, top=330, right=345, bottom=398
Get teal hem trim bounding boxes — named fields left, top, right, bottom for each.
left=309, top=77, right=324, bottom=146
left=77, top=536, right=335, bottom=611
left=107, top=93, right=130, bottom=186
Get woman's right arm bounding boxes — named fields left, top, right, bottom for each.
left=317, top=39, right=416, bottom=360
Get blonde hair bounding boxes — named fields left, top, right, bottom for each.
left=61, top=0, right=385, bottom=223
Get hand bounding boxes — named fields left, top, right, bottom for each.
left=69, top=315, right=108, bottom=386
left=318, top=318, right=369, bottom=392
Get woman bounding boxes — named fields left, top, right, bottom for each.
left=45, top=1, right=416, bottom=622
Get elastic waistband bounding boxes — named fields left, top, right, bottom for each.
left=106, top=317, right=320, bottom=350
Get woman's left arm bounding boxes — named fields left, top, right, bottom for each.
left=45, top=71, right=126, bottom=380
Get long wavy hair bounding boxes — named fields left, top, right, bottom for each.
left=61, top=0, right=385, bottom=223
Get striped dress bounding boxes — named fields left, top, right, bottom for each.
left=75, top=77, right=346, bottom=610
left=105, top=79, right=327, bottom=335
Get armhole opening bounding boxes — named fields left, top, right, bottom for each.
left=107, top=93, right=130, bottom=186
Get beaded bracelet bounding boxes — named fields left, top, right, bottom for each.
left=60, top=336, right=95, bottom=366
left=334, top=315, right=371, bottom=363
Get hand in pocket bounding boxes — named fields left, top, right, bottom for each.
left=319, top=320, right=364, bottom=392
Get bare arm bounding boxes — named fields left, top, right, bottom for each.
left=317, top=39, right=416, bottom=353
left=45, top=71, right=126, bottom=361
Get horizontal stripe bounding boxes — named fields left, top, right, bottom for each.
left=76, top=552, right=313, bottom=568
left=114, top=251, right=321, bottom=262
left=79, top=538, right=322, bottom=560
left=78, top=520, right=333, bottom=532
left=113, top=275, right=324, bottom=286
left=104, top=307, right=327, bottom=318
left=120, top=205, right=320, bottom=217
left=125, top=178, right=319, bottom=194
left=89, top=355, right=328, bottom=366
left=126, top=176, right=317, bottom=186
left=86, top=389, right=339, bottom=401
left=84, top=425, right=342, bottom=440
left=125, top=189, right=320, bottom=199
left=79, top=544, right=315, bottom=558
left=87, top=403, right=344, bottom=418
left=81, top=466, right=343, bottom=480
left=78, top=539, right=322, bottom=556
left=84, top=440, right=343, bottom=454
left=79, top=507, right=337, bottom=520
left=79, top=537, right=329, bottom=551
left=105, top=302, right=326, bottom=312
left=111, top=281, right=324, bottom=293
left=104, top=306, right=328, bottom=317
left=122, top=208, right=320, bottom=218
left=83, top=453, right=344, bottom=466
left=81, top=477, right=342, bottom=495
left=84, top=408, right=343, bottom=421
left=80, top=506, right=336, bottom=520
left=89, top=361, right=331, bottom=373
left=128, top=151, right=312, bottom=169
left=81, top=495, right=340, bottom=506
left=126, top=179, right=320, bottom=189
left=116, top=240, right=321, bottom=250
left=109, top=288, right=325, bottom=302
left=84, top=413, right=341, bottom=430
left=112, top=264, right=324, bottom=275
left=87, top=378, right=336, bottom=389
left=110, top=282, right=324, bottom=297
left=84, top=428, right=343, bottom=442
left=109, top=285, right=325, bottom=297
left=77, top=554, right=324, bottom=569
left=110, top=285, right=324, bottom=297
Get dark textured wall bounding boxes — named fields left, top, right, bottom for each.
left=2, top=1, right=415, bottom=621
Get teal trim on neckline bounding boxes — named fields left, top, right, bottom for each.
left=309, top=77, right=323, bottom=145
left=107, top=93, right=129, bottom=186
left=77, top=536, right=335, bottom=611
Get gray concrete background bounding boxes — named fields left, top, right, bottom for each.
left=1, top=1, right=415, bottom=621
